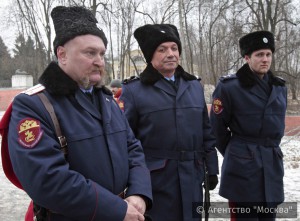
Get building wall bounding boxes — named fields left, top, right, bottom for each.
left=0, top=88, right=23, bottom=111
left=111, top=49, right=147, bottom=80
left=11, top=75, right=33, bottom=88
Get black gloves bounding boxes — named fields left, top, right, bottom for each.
left=208, top=175, right=218, bottom=190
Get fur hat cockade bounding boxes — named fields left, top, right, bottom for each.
left=134, top=24, right=182, bottom=63
left=239, top=30, right=275, bottom=57
left=51, top=6, right=108, bottom=56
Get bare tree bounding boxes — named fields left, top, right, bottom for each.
left=204, top=0, right=233, bottom=85
left=0, top=37, right=14, bottom=87
left=275, top=5, right=300, bottom=100
left=111, top=0, right=141, bottom=80
left=15, top=0, right=55, bottom=63
left=99, top=2, right=116, bottom=79
left=243, top=0, right=299, bottom=100
left=135, top=0, right=177, bottom=24
left=178, top=0, right=188, bottom=70
left=178, top=0, right=200, bottom=74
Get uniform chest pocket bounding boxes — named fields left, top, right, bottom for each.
left=65, top=117, right=127, bottom=142
left=66, top=129, right=103, bottom=142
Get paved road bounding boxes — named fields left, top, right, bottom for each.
left=0, top=156, right=30, bottom=221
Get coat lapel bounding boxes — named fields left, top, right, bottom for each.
left=236, top=63, right=285, bottom=104
left=37, top=62, right=115, bottom=124
left=154, top=79, right=177, bottom=97
left=249, top=84, right=269, bottom=101
left=176, top=78, right=190, bottom=100
left=98, top=92, right=112, bottom=126
left=75, top=90, right=102, bottom=120
left=267, top=86, right=282, bottom=107
left=140, top=64, right=197, bottom=98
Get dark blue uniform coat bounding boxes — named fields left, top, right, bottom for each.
left=120, top=64, right=218, bottom=221
left=210, top=64, right=287, bottom=205
left=7, top=62, right=152, bottom=221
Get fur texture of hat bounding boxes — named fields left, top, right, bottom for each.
left=134, top=24, right=182, bottom=63
left=51, top=6, right=108, bottom=56
left=239, top=30, right=275, bottom=57
left=110, top=79, right=122, bottom=88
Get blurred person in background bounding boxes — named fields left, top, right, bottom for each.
left=110, top=79, right=124, bottom=110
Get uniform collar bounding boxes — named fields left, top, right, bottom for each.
left=164, top=75, right=175, bottom=82
left=80, top=87, right=93, bottom=93
left=236, top=63, right=285, bottom=88
left=38, top=62, right=112, bottom=96
left=140, top=63, right=197, bottom=85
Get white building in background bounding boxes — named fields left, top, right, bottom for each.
left=11, top=69, right=33, bottom=88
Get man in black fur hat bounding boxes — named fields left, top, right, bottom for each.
left=210, top=30, right=287, bottom=221
left=1, top=5, right=152, bottom=221
left=120, top=24, right=219, bottom=221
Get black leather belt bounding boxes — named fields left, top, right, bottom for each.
left=232, top=134, right=281, bottom=147
left=144, top=148, right=204, bottom=161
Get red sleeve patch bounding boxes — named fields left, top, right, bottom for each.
left=212, top=98, right=224, bottom=114
left=18, top=118, right=43, bottom=148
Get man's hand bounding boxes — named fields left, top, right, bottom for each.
left=123, top=202, right=145, bottom=221
left=125, top=195, right=147, bottom=214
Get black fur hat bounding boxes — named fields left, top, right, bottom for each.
left=51, top=6, right=108, bottom=56
left=134, top=24, right=182, bottom=63
left=239, top=30, right=275, bottom=57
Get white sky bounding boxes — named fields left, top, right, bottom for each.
left=0, top=0, right=18, bottom=52
left=1, top=0, right=300, bottom=55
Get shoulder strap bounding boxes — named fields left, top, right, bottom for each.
left=0, top=93, right=68, bottom=193
left=37, top=93, right=68, bottom=156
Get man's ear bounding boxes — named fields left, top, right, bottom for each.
left=244, top=54, right=250, bottom=63
left=57, top=46, right=67, bottom=64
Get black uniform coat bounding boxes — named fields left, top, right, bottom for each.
left=7, top=62, right=152, bottom=221
left=210, top=63, right=287, bottom=205
left=120, top=64, right=218, bottom=221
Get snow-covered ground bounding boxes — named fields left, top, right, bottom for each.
left=0, top=109, right=299, bottom=220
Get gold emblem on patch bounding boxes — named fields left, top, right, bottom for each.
left=18, top=118, right=43, bottom=148
left=213, top=98, right=224, bottom=114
